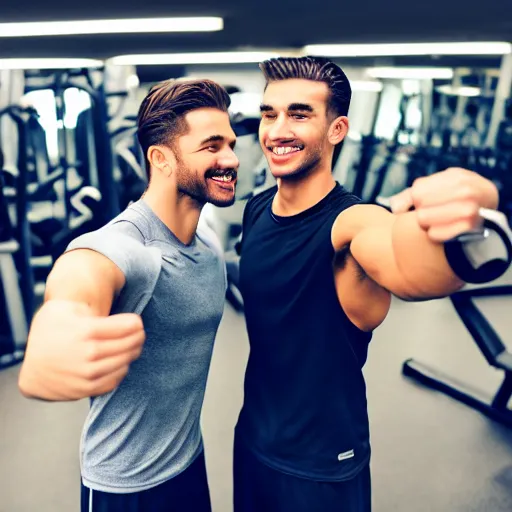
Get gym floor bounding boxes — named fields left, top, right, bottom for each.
left=1, top=281, right=511, bottom=511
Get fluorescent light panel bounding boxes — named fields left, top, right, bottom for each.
left=305, top=42, right=512, bottom=57
left=367, top=67, right=454, bottom=79
left=436, top=85, right=482, bottom=97
left=0, top=17, right=223, bottom=37
left=351, top=80, right=383, bottom=92
left=110, top=51, right=280, bottom=66
left=0, top=58, right=103, bottom=70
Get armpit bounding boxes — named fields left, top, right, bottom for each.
left=333, top=244, right=367, bottom=282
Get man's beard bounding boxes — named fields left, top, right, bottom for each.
left=176, top=165, right=237, bottom=208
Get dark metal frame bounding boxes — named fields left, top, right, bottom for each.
left=402, top=285, right=512, bottom=428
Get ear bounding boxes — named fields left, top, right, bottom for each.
left=147, top=145, right=174, bottom=177
left=328, top=116, right=349, bottom=146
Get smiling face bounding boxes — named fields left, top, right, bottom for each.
left=153, top=107, right=239, bottom=207
left=259, top=79, right=346, bottom=180
left=173, top=108, right=239, bottom=207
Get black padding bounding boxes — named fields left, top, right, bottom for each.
left=445, top=218, right=512, bottom=284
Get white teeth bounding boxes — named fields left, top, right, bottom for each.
left=211, top=175, right=232, bottom=182
left=272, top=146, right=301, bottom=155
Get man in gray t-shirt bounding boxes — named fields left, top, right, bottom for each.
left=19, top=78, right=239, bottom=512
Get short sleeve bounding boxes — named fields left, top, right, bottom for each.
left=65, top=221, right=162, bottom=314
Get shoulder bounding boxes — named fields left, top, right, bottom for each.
left=65, top=207, right=161, bottom=282
left=68, top=202, right=152, bottom=249
left=67, top=219, right=145, bottom=254
left=244, top=185, right=277, bottom=222
left=331, top=202, right=393, bottom=251
left=329, top=184, right=363, bottom=212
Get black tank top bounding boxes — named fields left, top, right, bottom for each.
left=237, top=183, right=373, bottom=481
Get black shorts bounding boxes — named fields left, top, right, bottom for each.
left=81, top=451, right=211, bottom=512
left=233, top=436, right=371, bottom=512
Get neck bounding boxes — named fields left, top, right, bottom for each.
left=273, top=164, right=336, bottom=217
left=142, top=179, right=202, bottom=245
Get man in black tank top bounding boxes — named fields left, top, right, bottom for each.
left=233, top=56, right=504, bottom=512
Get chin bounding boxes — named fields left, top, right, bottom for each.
left=270, top=165, right=308, bottom=180
left=208, top=194, right=236, bottom=208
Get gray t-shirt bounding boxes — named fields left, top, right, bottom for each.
left=66, top=199, right=227, bottom=493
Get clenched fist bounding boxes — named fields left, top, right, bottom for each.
left=19, top=300, right=145, bottom=401
left=389, top=168, right=499, bottom=242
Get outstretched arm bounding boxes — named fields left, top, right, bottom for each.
left=332, top=168, right=500, bottom=300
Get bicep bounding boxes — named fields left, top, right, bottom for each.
left=333, top=205, right=415, bottom=299
left=45, top=249, right=125, bottom=316
left=350, top=225, right=414, bottom=299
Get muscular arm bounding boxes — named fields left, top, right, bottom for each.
left=18, top=250, right=128, bottom=400
left=332, top=205, right=464, bottom=301
left=43, top=249, right=125, bottom=315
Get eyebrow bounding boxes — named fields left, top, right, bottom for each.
left=200, top=134, right=236, bottom=149
left=260, top=103, right=315, bottom=113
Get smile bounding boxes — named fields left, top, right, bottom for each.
left=210, top=175, right=234, bottom=183
left=268, top=145, right=304, bottom=155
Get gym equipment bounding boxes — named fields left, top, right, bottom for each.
left=17, top=69, right=121, bottom=285
left=0, top=107, right=35, bottom=370
left=104, top=63, right=148, bottom=209
left=24, top=68, right=119, bottom=225
left=496, top=99, right=512, bottom=153
left=0, top=174, right=28, bottom=370
left=403, top=285, right=512, bottom=428
left=0, top=105, right=37, bottom=321
left=347, top=135, right=382, bottom=199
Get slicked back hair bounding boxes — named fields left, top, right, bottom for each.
left=137, top=78, right=231, bottom=178
left=259, top=56, right=351, bottom=118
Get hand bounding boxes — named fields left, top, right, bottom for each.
left=388, top=168, right=499, bottom=242
left=19, top=300, right=146, bottom=401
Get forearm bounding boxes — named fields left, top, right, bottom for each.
left=391, top=212, right=464, bottom=299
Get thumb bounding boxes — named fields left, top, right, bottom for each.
left=88, top=313, right=144, bottom=339
left=389, top=188, right=414, bottom=214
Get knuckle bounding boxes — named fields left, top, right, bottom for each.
left=463, top=201, right=479, bottom=220
left=411, top=176, right=426, bottom=190
left=82, top=379, right=99, bottom=396
left=450, top=167, right=468, bottom=179
left=459, top=184, right=478, bottom=202
left=128, top=315, right=144, bottom=332
left=410, top=184, right=423, bottom=206
left=81, top=323, right=97, bottom=341
left=84, top=343, right=100, bottom=362
left=415, top=208, right=430, bottom=227
left=82, top=365, right=99, bottom=382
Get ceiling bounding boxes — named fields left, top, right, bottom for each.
left=1, top=0, right=511, bottom=81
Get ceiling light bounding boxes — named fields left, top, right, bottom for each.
left=304, top=42, right=512, bottom=57
left=350, top=80, right=383, bottom=92
left=367, top=67, right=454, bottom=80
left=436, top=85, right=482, bottom=97
left=0, top=17, right=223, bottom=37
left=0, top=58, right=103, bottom=70
left=110, top=51, right=280, bottom=66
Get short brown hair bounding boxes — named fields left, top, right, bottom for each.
left=260, top=57, right=351, bottom=169
left=137, top=78, right=231, bottom=177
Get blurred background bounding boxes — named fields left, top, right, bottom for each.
left=0, top=1, right=511, bottom=511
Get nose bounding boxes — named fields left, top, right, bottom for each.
left=266, top=113, right=293, bottom=141
left=218, top=146, right=239, bottom=170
